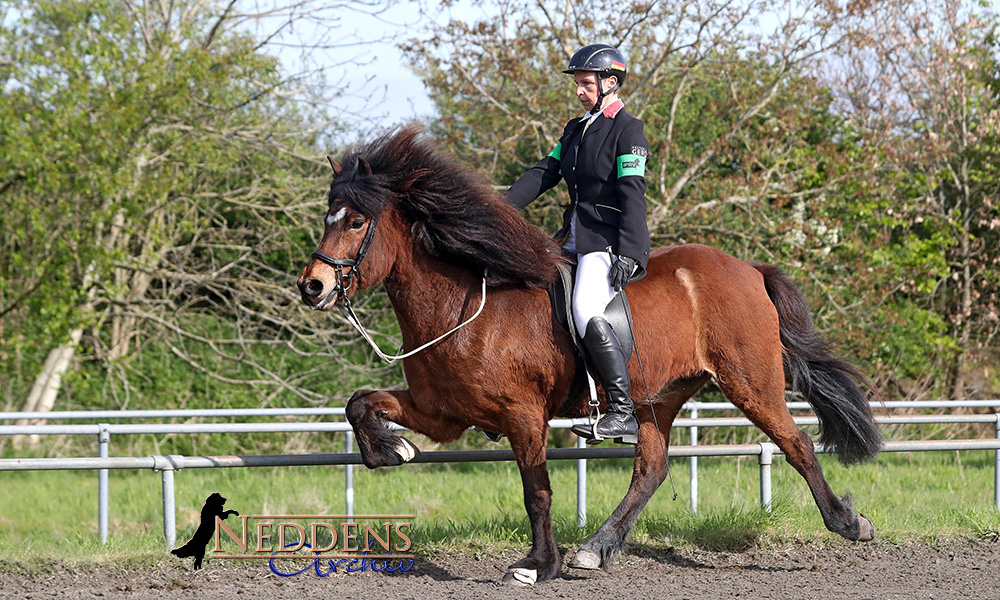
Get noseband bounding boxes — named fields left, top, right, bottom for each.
left=310, top=213, right=380, bottom=299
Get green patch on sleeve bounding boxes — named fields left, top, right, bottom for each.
left=547, top=143, right=562, bottom=161
left=616, top=153, right=646, bottom=177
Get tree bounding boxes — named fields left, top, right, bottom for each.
left=0, top=0, right=402, bottom=445
left=406, top=0, right=1000, bottom=400
left=830, top=0, right=1000, bottom=398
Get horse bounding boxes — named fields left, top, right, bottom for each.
left=297, top=125, right=882, bottom=586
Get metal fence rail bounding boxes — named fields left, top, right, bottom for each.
left=3, top=401, right=1000, bottom=547
left=682, top=399, right=1000, bottom=514
left=3, top=438, right=1000, bottom=549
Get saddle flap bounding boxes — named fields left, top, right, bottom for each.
left=550, top=262, right=576, bottom=339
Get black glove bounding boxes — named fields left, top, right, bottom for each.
left=609, top=255, right=637, bottom=291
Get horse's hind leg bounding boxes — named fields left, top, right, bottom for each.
left=570, top=374, right=710, bottom=570
left=716, top=364, right=875, bottom=542
left=345, top=389, right=467, bottom=468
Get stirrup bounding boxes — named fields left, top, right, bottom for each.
left=584, top=420, right=605, bottom=446
left=572, top=413, right=639, bottom=445
left=476, top=428, right=505, bottom=443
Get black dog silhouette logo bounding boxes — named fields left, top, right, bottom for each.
left=171, top=492, right=239, bottom=569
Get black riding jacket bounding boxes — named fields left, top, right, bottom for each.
left=506, top=102, right=650, bottom=280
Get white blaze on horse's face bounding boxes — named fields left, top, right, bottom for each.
left=325, top=207, right=347, bottom=226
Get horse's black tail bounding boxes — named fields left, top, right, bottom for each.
left=754, top=262, right=883, bottom=465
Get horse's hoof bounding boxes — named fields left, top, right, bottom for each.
left=501, top=567, right=537, bottom=586
left=567, top=549, right=601, bottom=570
left=395, top=438, right=420, bottom=463
left=856, top=513, right=875, bottom=542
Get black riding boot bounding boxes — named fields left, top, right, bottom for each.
left=571, top=317, right=639, bottom=445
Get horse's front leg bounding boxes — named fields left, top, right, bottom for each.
left=345, top=389, right=466, bottom=469
left=500, top=415, right=561, bottom=586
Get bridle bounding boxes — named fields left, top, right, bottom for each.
left=310, top=212, right=380, bottom=301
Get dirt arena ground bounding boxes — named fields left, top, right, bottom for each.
left=2, top=541, right=998, bottom=600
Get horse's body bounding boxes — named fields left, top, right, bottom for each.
left=298, top=126, right=882, bottom=585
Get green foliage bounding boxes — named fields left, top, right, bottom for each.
left=0, top=0, right=380, bottom=415
left=2, top=0, right=999, bottom=450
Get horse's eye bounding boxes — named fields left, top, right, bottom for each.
left=350, top=218, right=365, bottom=230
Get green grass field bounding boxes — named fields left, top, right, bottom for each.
left=1, top=449, right=998, bottom=572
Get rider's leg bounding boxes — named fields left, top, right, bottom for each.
left=571, top=252, right=617, bottom=339
left=569, top=252, right=638, bottom=444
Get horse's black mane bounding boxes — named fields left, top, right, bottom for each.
left=330, top=125, right=563, bottom=289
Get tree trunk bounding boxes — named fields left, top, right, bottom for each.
left=12, top=328, right=84, bottom=449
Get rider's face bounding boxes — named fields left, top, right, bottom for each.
left=574, top=71, right=616, bottom=112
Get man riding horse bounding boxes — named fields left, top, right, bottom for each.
left=297, top=44, right=881, bottom=586
left=507, top=44, right=649, bottom=445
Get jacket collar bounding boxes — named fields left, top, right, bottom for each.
left=601, top=99, right=624, bottom=119
left=583, top=98, right=625, bottom=121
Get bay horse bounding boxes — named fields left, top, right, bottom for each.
left=297, top=125, right=882, bottom=585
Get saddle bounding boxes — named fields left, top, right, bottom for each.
left=549, top=262, right=635, bottom=360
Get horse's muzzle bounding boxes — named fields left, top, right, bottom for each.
left=297, top=276, right=342, bottom=311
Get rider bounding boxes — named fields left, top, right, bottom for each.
left=506, top=44, right=650, bottom=444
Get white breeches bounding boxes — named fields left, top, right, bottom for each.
left=572, top=251, right=617, bottom=339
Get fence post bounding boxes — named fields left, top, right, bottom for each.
left=758, top=443, right=773, bottom=512
left=156, top=455, right=184, bottom=549
left=576, top=435, right=587, bottom=527
left=98, top=423, right=109, bottom=545
left=345, top=431, right=354, bottom=522
left=995, top=414, right=999, bottom=510
left=689, top=405, right=698, bottom=514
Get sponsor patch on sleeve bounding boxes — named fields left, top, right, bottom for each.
left=617, top=153, right=646, bottom=178
left=630, top=146, right=648, bottom=158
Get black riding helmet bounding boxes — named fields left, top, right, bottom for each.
left=563, top=44, right=627, bottom=113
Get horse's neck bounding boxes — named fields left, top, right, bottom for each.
left=384, top=252, right=484, bottom=345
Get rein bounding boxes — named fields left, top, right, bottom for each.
left=336, top=273, right=488, bottom=364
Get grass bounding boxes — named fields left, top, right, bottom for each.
left=1, top=450, right=998, bottom=573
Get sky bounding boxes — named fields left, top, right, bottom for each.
left=265, top=1, right=482, bottom=133
left=271, top=0, right=1000, bottom=132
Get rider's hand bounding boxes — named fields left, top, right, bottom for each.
left=609, top=255, right=638, bottom=291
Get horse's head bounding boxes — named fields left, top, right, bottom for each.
left=298, top=125, right=563, bottom=311
left=297, top=155, right=400, bottom=310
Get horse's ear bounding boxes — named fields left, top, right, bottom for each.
left=357, top=157, right=373, bottom=177
left=327, top=156, right=342, bottom=174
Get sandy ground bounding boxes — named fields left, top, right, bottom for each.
left=2, top=541, right=998, bottom=600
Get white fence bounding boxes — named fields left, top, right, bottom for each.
left=2, top=401, right=999, bottom=548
